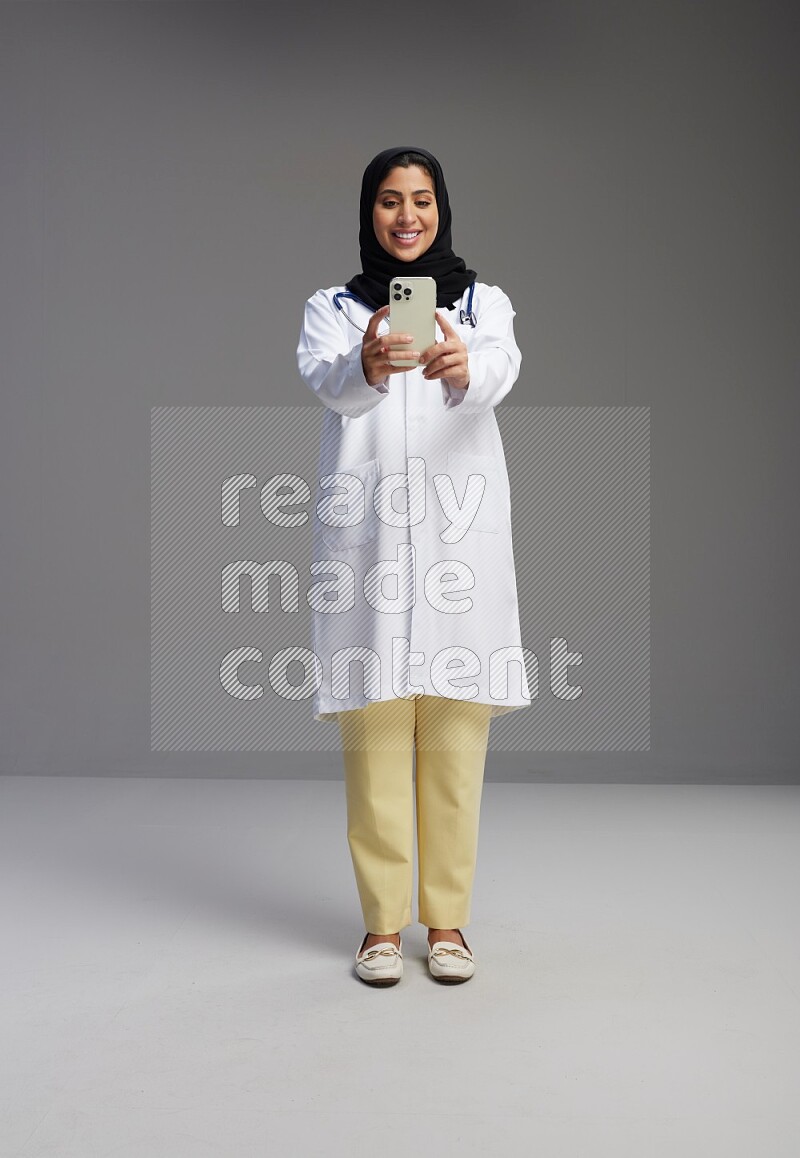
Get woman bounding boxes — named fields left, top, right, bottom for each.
left=297, top=146, right=530, bottom=986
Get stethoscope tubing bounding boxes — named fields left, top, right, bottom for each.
left=332, top=282, right=477, bottom=335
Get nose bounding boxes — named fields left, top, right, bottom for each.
left=396, top=200, right=417, bottom=225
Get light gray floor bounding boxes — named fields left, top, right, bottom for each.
left=1, top=776, right=798, bottom=1157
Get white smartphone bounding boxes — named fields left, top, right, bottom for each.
left=388, top=276, right=436, bottom=368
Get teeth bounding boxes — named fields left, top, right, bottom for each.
left=395, top=232, right=420, bottom=239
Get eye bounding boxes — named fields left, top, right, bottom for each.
left=416, top=200, right=431, bottom=208
left=380, top=199, right=398, bottom=209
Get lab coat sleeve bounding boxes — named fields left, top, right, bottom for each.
left=442, top=286, right=522, bottom=414
left=297, top=291, right=390, bottom=419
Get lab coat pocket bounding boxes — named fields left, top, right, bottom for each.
left=319, top=457, right=381, bottom=551
left=447, top=450, right=504, bottom=535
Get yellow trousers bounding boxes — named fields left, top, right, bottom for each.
left=337, top=695, right=493, bottom=935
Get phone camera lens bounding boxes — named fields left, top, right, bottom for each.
left=393, top=283, right=401, bottom=290
left=393, top=293, right=402, bottom=300
left=403, top=288, right=412, bottom=296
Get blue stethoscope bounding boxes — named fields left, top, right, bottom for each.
left=333, top=281, right=477, bottom=335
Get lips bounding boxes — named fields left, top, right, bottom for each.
left=392, top=231, right=422, bottom=246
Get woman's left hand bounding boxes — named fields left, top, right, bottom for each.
left=420, top=312, right=470, bottom=390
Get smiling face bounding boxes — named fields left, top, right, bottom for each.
left=372, top=164, right=439, bottom=262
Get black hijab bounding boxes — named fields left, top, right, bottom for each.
left=345, top=146, right=476, bottom=312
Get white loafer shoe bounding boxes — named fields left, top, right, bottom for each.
left=354, top=933, right=403, bottom=986
left=427, top=930, right=475, bottom=983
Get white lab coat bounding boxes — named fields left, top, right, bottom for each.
left=297, top=282, right=532, bottom=722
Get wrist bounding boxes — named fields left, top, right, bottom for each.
left=361, top=352, right=382, bottom=388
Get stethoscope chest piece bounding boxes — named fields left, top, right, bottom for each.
left=458, top=281, right=477, bottom=327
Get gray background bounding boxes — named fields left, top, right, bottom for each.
left=2, top=0, right=798, bottom=781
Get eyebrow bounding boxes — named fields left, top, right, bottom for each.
left=378, top=188, right=434, bottom=197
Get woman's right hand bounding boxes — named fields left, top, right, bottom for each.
left=361, top=305, right=419, bottom=387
